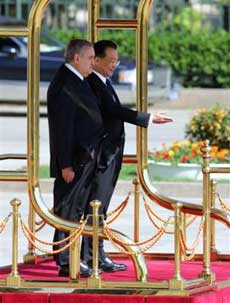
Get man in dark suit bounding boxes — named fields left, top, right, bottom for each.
left=81, top=40, right=173, bottom=272
left=47, top=39, right=106, bottom=278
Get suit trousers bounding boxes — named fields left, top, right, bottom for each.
left=81, top=145, right=123, bottom=263
left=53, top=152, right=99, bottom=266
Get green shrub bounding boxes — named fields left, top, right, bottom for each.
left=50, top=29, right=230, bottom=88
left=185, top=106, right=230, bottom=149
left=157, top=7, right=208, bottom=33
left=149, top=31, right=230, bottom=88
left=50, top=29, right=84, bottom=43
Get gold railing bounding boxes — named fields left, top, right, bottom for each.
left=0, top=0, right=230, bottom=295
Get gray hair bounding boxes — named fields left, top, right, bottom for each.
left=64, top=39, right=93, bottom=63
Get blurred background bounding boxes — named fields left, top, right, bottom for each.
left=0, top=0, right=229, bottom=103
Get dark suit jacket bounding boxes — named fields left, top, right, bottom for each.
left=87, top=72, right=150, bottom=168
left=47, top=65, right=105, bottom=178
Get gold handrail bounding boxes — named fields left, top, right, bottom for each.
left=0, top=26, right=29, bottom=36
left=96, top=19, right=138, bottom=28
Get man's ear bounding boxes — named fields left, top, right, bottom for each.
left=73, top=53, right=80, bottom=65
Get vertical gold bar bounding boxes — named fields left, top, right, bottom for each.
left=200, top=140, right=215, bottom=282
left=6, top=199, right=21, bottom=286
left=133, top=178, right=140, bottom=242
left=180, top=212, right=186, bottom=261
left=26, top=0, right=51, bottom=265
left=69, top=231, right=80, bottom=280
left=88, top=0, right=100, bottom=42
left=90, top=200, right=101, bottom=278
left=136, top=0, right=153, bottom=175
left=87, top=200, right=102, bottom=288
left=174, top=203, right=182, bottom=280
left=210, top=180, right=218, bottom=257
left=169, top=202, right=185, bottom=290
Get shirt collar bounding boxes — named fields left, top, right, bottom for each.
left=93, top=70, right=107, bottom=84
left=65, top=63, right=84, bottom=80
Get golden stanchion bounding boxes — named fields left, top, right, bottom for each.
left=6, top=199, right=22, bottom=286
left=200, top=140, right=215, bottom=282
left=210, top=179, right=218, bottom=259
left=133, top=178, right=140, bottom=242
left=69, top=230, right=80, bottom=280
left=180, top=212, right=186, bottom=261
left=169, top=202, right=185, bottom=290
left=87, top=200, right=102, bottom=288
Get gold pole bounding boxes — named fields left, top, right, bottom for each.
left=180, top=212, right=186, bottom=261
left=6, top=199, right=22, bottom=286
left=133, top=178, right=140, bottom=242
left=169, top=203, right=185, bottom=290
left=200, top=140, right=215, bottom=282
left=87, top=200, right=102, bottom=288
left=136, top=1, right=151, bottom=169
left=88, top=0, right=100, bottom=42
left=69, top=230, right=80, bottom=280
left=210, top=179, right=218, bottom=258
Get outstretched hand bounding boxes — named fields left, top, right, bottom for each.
left=151, top=112, right=174, bottom=124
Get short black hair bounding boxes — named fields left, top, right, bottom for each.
left=94, top=40, right=117, bottom=58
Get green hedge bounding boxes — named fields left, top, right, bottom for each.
left=51, top=29, right=230, bottom=88
left=149, top=31, right=230, bottom=88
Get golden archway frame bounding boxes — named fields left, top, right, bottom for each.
left=0, top=0, right=229, bottom=291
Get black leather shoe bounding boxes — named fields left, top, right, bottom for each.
left=58, top=262, right=92, bottom=278
left=80, top=261, right=92, bottom=277
left=58, top=265, right=69, bottom=277
left=100, top=257, right=127, bottom=272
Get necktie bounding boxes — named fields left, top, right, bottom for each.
left=106, top=79, right=117, bottom=103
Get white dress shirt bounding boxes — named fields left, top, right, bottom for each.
left=65, top=63, right=84, bottom=80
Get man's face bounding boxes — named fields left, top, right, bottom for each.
left=94, top=47, right=119, bottom=78
left=74, top=46, right=95, bottom=77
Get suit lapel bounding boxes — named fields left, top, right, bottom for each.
left=90, top=73, right=121, bottom=105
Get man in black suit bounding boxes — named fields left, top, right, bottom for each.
left=81, top=40, right=173, bottom=272
left=47, top=39, right=106, bottom=277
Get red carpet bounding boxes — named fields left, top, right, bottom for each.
left=0, top=258, right=230, bottom=302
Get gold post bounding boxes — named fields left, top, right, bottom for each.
left=136, top=1, right=150, bottom=169
left=88, top=0, right=100, bottom=42
left=133, top=178, right=140, bottom=242
left=69, top=230, right=80, bottom=280
left=6, top=199, right=22, bottom=286
left=210, top=179, right=218, bottom=259
left=169, top=203, right=185, bottom=290
left=200, top=140, right=215, bottom=282
left=180, top=212, right=186, bottom=261
left=87, top=200, right=102, bottom=288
